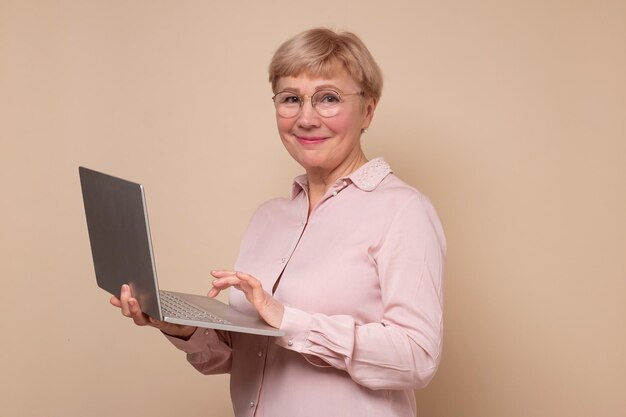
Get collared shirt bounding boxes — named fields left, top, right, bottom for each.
left=167, top=158, right=446, bottom=417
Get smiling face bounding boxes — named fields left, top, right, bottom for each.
left=274, top=69, right=377, bottom=181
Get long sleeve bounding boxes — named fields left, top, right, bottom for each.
left=165, top=328, right=233, bottom=375
left=274, top=194, right=446, bottom=390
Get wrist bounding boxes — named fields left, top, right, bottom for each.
left=161, top=325, right=197, bottom=340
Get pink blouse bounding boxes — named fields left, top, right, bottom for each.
left=166, top=158, right=446, bottom=417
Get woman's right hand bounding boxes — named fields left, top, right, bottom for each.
left=110, top=284, right=197, bottom=339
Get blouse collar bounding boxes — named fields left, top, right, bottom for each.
left=291, top=157, right=392, bottom=198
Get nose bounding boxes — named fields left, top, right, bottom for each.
left=296, top=98, right=321, bottom=129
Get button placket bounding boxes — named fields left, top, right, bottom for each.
left=277, top=209, right=308, bottom=269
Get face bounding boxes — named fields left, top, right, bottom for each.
left=274, top=69, right=377, bottom=178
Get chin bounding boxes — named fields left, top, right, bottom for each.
left=297, top=153, right=332, bottom=170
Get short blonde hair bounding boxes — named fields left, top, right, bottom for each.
left=269, top=28, right=383, bottom=101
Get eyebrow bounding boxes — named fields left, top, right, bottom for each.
left=277, top=84, right=344, bottom=94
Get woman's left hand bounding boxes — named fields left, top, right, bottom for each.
left=209, top=270, right=284, bottom=329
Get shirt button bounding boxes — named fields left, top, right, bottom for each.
left=257, top=351, right=263, bottom=357
left=287, top=339, right=293, bottom=347
left=249, top=401, right=255, bottom=408
left=281, top=257, right=287, bottom=263
left=331, top=190, right=338, bottom=196
left=204, top=329, right=210, bottom=335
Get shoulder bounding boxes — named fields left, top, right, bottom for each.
left=251, top=195, right=293, bottom=217
left=375, top=174, right=446, bottom=246
left=373, top=173, right=433, bottom=211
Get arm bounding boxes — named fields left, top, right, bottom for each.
left=111, top=284, right=233, bottom=375
left=276, top=195, right=445, bottom=390
left=164, top=327, right=233, bottom=375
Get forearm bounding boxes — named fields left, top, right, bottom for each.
left=164, top=328, right=233, bottom=375
left=275, top=307, right=441, bottom=390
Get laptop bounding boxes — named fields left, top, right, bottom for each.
left=79, top=166, right=283, bottom=337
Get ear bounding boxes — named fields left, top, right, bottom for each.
left=361, top=97, right=378, bottom=131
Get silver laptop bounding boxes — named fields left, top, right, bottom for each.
left=79, top=166, right=283, bottom=337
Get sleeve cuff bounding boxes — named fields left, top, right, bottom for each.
left=164, top=327, right=221, bottom=354
left=275, top=306, right=313, bottom=351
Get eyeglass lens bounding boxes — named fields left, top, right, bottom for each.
left=273, top=90, right=343, bottom=118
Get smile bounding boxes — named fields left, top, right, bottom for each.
left=296, top=136, right=327, bottom=145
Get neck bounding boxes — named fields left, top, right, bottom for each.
left=305, top=151, right=368, bottom=212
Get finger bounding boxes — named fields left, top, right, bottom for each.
left=110, top=296, right=122, bottom=308
left=211, top=270, right=236, bottom=278
left=119, top=284, right=132, bottom=316
left=128, top=298, right=151, bottom=326
left=208, top=271, right=236, bottom=297
left=234, top=273, right=264, bottom=299
left=127, top=297, right=143, bottom=317
left=207, top=287, right=221, bottom=298
left=212, top=275, right=244, bottom=289
left=234, top=272, right=261, bottom=288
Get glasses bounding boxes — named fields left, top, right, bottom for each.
left=272, top=89, right=364, bottom=118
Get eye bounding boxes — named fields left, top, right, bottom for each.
left=317, top=91, right=341, bottom=104
left=276, top=93, right=301, bottom=105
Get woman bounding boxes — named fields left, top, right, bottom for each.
left=113, top=28, right=446, bottom=417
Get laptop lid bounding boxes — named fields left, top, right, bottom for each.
left=79, top=166, right=163, bottom=319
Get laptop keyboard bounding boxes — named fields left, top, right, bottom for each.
left=160, top=291, right=232, bottom=325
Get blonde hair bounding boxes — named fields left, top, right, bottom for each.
left=269, top=28, right=383, bottom=101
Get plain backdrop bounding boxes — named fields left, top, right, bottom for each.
left=1, top=1, right=624, bottom=416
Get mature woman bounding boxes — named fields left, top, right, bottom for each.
left=113, top=28, right=446, bottom=417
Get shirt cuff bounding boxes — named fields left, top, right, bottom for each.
left=164, top=327, right=220, bottom=354
left=275, top=306, right=313, bottom=351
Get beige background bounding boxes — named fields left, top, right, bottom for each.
left=1, top=1, right=624, bottom=416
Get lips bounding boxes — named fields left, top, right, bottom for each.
left=296, top=135, right=327, bottom=145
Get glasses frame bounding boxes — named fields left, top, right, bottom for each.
left=271, top=89, right=365, bottom=119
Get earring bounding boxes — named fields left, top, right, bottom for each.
left=361, top=128, right=368, bottom=134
